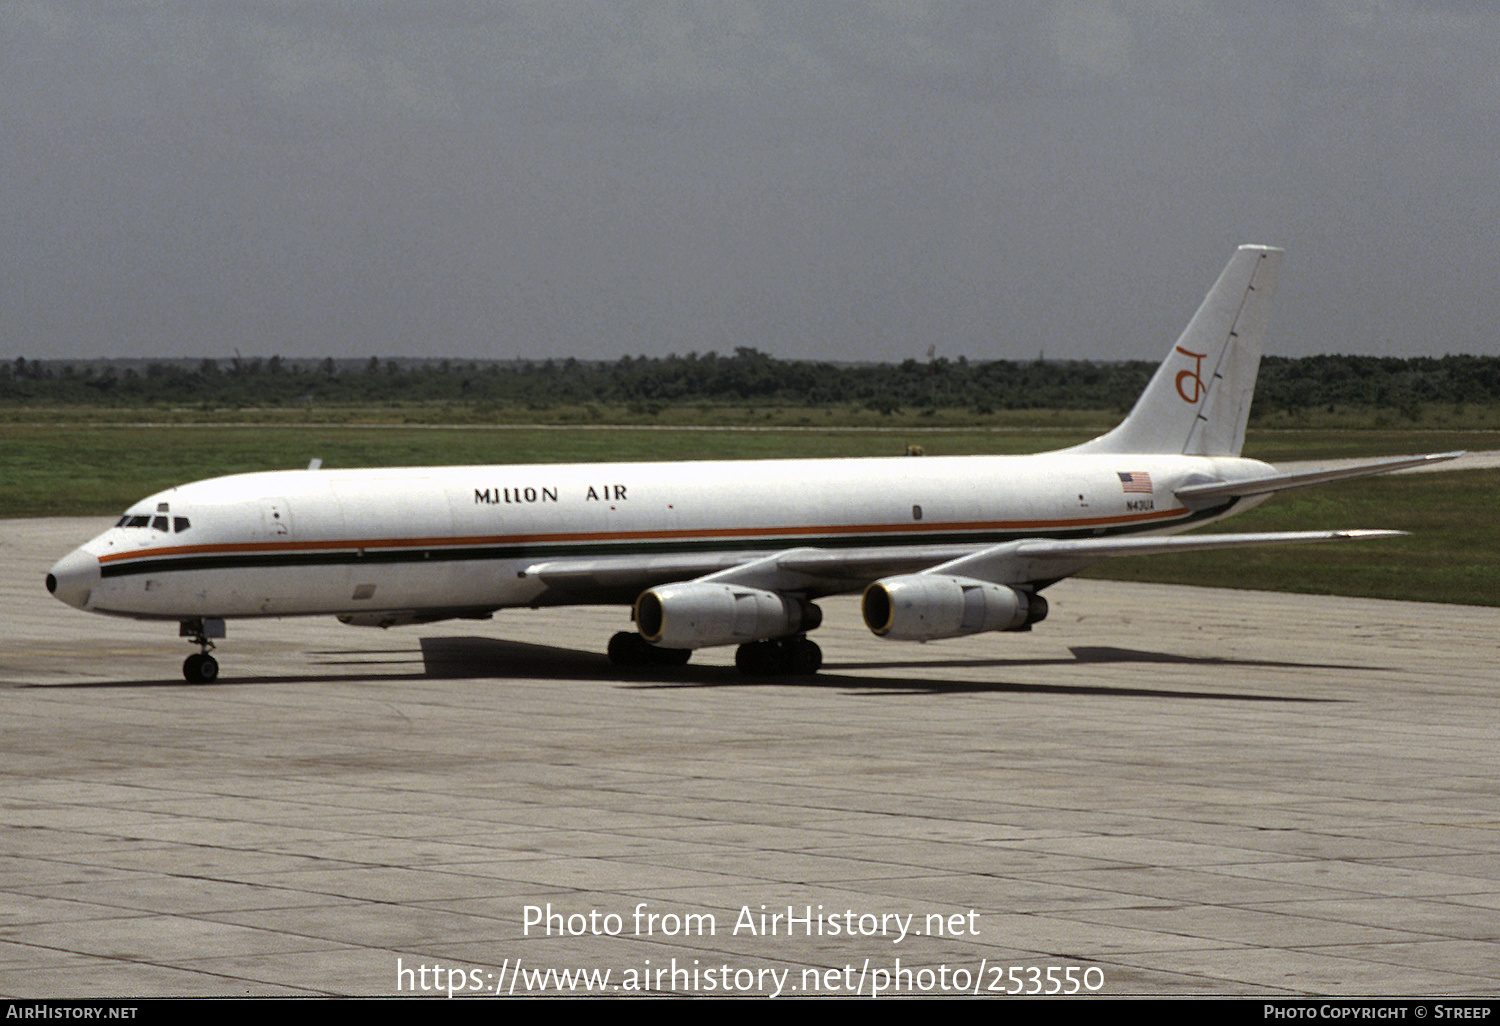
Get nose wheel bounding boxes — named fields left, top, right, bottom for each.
left=183, top=652, right=220, bottom=684
left=179, top=617, right=225, bottom=684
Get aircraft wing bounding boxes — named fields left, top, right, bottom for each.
left=1176, top=452, right=1462, bottom=503
left=521, top=551, right=756, bottom=602
left=520, top=545, right=975, bottom=602
left=522, top=529, right=1404, bottom=601
left=921, top=529, right=1404, bottom=586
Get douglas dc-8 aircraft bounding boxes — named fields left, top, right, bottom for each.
left=46, top=246, right=1456, bottom=683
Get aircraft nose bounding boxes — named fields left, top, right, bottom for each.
left=46, top=548, right=100, bottom=610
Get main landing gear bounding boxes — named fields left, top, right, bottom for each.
left=734, top=636, right=822, bottom=676
left=608, top=631, right=692, bottom=667
left=605, top=632, right=822, bottom=675
left=179, top=617, right=225, bottom=684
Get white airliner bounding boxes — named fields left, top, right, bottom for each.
left=46, top=246, right=1456, bottom=683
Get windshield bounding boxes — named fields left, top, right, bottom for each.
left=115, top=513, right=191, bottom=533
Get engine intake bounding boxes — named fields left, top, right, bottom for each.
left=635, top=582, right=819, bottom=650
left=862, top=574, right=1045, bottom=642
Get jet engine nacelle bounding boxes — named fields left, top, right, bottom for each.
left=635, top=582, right=820, bottom=650
left=862, top=574, right=1046, bottom=642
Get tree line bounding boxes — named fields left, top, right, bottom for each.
left=2, top=350, right=1497, bottom=417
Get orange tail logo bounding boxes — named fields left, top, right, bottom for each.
left=1174, top=347, right=1207, bottom=403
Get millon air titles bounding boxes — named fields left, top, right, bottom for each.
left=474, top=484, right=628, bottom=505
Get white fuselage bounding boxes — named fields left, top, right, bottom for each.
left=48, top=452, right=1270, bottom=622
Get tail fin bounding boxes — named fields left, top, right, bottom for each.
left=1068, top=245, right=1283, bottom=456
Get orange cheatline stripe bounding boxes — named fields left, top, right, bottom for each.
left=95, top=506, right=1192, bottom=566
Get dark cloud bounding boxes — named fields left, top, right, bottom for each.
left=2, top=1, right=1498, bottom=362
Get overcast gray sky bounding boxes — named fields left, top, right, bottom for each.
left=3, top=1, right=1497, bottom=364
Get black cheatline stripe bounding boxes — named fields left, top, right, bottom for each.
left=99, top=504, right=1232, bottom=581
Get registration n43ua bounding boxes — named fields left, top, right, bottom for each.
left=46, top=246, right=1455, bottom=683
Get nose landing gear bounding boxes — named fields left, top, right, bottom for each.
left=179, top=618, right=225, bottom=684
left=183, top=651, right=219, bottom=684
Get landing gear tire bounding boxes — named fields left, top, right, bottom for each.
left=735, top=637, right=821, bottom=676
left=790, top=637, right=822, bottom=675
left=658, top=646, right=692, bottom=666
left=183, top=653, right=219, bottom=684
left=180, top=618, right=224, bottom=684
left=607, top=631, right=691, bottom=668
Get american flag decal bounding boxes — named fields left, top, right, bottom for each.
left=1118, top=471, right=1152, bottom=493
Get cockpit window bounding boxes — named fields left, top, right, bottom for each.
left=117, top=512, right=187, bottom=530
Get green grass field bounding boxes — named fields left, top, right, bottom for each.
left=4, top=419, right=1493, bottom=606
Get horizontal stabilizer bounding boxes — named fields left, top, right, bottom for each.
left=1175, top=452, right=1463, bottom=503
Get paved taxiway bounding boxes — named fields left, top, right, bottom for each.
left=3, top=517, right=1499, bottom=997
